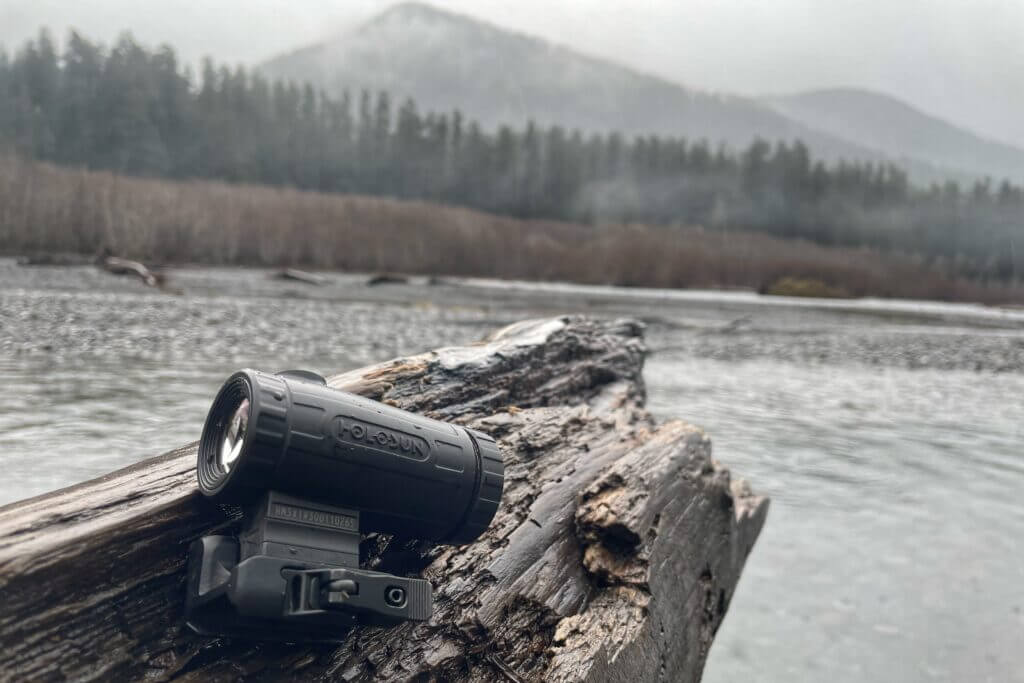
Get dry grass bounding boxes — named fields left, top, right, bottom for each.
left=1, top=156, right=1021, bottom=304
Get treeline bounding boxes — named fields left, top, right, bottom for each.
left=1, top=29, right=1022, bottom=283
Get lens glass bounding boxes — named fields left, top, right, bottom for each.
left=219, top=397, right=250, bottom=472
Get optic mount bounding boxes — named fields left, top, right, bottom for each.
left=186, top=491, right=432, bottom=640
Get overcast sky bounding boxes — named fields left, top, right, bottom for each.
left=2, top=0, right=1022, bottom=148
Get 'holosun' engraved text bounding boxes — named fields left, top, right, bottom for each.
left=330, top=416, right=430, bottom=461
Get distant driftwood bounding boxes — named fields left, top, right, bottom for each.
left=0, top=316, right=768, bottom=682
left=17, top=252, right=165, bottom=289
left=275, top=268, right=328, bottom=286
left=367, top=272, right=409, bottom=286
left=101, top=256, right=162, bottom=288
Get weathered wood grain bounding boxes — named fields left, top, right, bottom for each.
left=0, top=316, right=768, bottom=682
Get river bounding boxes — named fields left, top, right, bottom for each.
left=0, top=258, right=1021, bottom=682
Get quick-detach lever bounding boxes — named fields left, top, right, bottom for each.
left=279, top=567, right=344, bottom=618
left=281, top=567, right=431, bottom=623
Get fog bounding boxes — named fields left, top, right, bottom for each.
left=1, top=0, right=1021, bottom=148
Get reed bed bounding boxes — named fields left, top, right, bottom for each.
left=1, top=156, right=1020, bottom=304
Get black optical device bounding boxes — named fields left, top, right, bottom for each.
left=185, top=369, right=504, bottom=641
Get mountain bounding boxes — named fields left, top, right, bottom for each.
left=261, top=2, right=1021, bottom=184
left=261, top=5, right=877, bottom=155
left=763, top=88, right=1024, bottom=184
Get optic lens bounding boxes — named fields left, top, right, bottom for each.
left=219, top=397, right=250, bottom=472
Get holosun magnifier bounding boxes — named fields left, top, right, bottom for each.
left=185, top=369, right=504, bottom=641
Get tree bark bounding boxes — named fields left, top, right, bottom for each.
left=0, top=316, right=768, bottom=682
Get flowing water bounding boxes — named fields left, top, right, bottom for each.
left=1, top=258, right=1022, bottom=682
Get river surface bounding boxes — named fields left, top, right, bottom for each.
left=1, top=258, right=1022, bottom=682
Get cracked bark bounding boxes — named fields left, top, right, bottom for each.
left=0, top=316, right=768, bottom=682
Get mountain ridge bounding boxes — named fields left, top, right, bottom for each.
left=764, top=87, right=1024, bottom=183
left=261, top=2, right=1024, bottom=184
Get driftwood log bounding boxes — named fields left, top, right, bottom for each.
left=366, top=273, right=410, bottom=286
left=101, top=256, right=162, bottom=288
left=0, top=316, right=768, bottom=682
left=275, top=268, right=329, bottom=286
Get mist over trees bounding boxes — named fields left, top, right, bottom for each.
left=1, top=29, right=1022, bottom=284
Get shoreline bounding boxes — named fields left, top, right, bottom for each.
left=6, top=256, right=1024, bottom=329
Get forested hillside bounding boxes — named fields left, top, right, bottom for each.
left=263, top=2, right=1024, bottom=186
left=260, top=2, right=874, bottom=169
left=1, top=30, right=1022, bottom=284
left=764, top=88, right=1024, bottom=183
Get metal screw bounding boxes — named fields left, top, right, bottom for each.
left=385, top=586, right=406, bottom=607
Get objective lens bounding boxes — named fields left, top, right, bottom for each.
left=219, top=398, right=249, bottom=472
left=198, top=374, right=254, bottom=495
